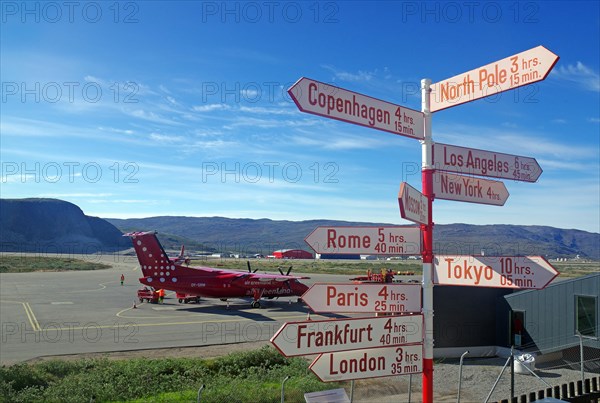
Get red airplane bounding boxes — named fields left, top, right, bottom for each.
left=126, top=231, right=309, bottom=308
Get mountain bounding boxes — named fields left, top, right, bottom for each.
left=2, top=198, right=596, bottom=259
left=0, top=198, right=129, bottom=253
left=107, top=216, right=600, bottom=260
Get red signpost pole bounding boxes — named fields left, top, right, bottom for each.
left=421, top=78, right=434, bottom=403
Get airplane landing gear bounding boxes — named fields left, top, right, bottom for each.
left=251, top=288, right=264, bottom=309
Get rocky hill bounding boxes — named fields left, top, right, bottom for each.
left=107, top=216, right=600, bottom=260
left=2, top=198, right=597, bottom=259
left=0, top=198, right=129, bottom=253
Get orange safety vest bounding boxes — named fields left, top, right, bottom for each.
left=158, top=289, right=165, bottom=297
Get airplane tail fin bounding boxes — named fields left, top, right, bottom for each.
left=124, top=231, right=178, bottom=278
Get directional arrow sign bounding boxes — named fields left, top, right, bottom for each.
left=398, top=182, right=429, bottom=225
left=302, top=283, right=422, bottom=314
left=271, top=315, right=423, bottom=357
left=433, top=255, right=559, bottom=289
left=433, top=143, right=542, bottom=182
left=305, top=226, right=421, bottom=255
left=430, top=45, right=559, bottom=112
left=310, top=344, right=423, bottom=382
left=288, top=77, right=424, bottom=140
left=433, top=172, right=509, bottom=206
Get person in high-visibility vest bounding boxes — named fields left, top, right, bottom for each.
left=158, top=288, right=165, bottom=304
left=120, top=274, right=125, bottom=286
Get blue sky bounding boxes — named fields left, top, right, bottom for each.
left=1, top=1, right=599, bottom=233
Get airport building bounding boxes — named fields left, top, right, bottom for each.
left=272, top=249, right=313, bottom=259
left=433, top=273, right=600, bottom=361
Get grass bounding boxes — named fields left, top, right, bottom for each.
left=0, top=346, right=341, bottom=403
left=0, top=256, right=111, bottom=273
left=190, top=257, right=423, bottom=276
left=0, top=254, right=595, bottom=279
left=553, top=261, right=600, bottom=278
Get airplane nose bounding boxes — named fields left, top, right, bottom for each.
left=293, top=281, right=309, bottom=296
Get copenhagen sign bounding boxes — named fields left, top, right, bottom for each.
left=288, top=77, right=424, bottom=140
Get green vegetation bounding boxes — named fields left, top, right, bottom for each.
left=194, top=258, right=600, bottom=279
left=554, top=261, right=600, bottom=278
left=0, top=346, right=340, bottom=403
left=191, top=257, right=423, bottom=276
left=0, top=256, right=110, bottom=273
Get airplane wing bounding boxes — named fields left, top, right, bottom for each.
left=244, top=272, right=310, bottom=282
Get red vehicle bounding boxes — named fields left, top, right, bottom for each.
left=137, top=286, right=159, bottom=303
left=125, top=231, right=310, bottom=309
left=350, top=268, right=395, bottom=283
left=176, top=292, right=200, bottom=304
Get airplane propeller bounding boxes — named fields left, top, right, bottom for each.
left=278, top=266, right=293, bottom=276
left=247, top=261, right=259, bottom=273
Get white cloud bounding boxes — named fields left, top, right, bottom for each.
left=238, top=106, right=297, bottom=115
left=322, top=65, right=376, bottom=83
left=149, top=133, right=185, bottom=143
left=240, top=89, right=259, bottom=98
left=192, top=104, right=231, bottom=112
left=128, top=109, right=182, bottom=125
left=38, top=193, right=114, bottom=198
left=435, top=123, right=598, bottom=160
left=551, top=62, right=600, bottom=92
left=98, top=126, right=135, bottom=135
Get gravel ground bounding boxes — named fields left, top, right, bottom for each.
left=31, top=341, right=596, bottom=403
left=352, top=356, right=589, bottom=402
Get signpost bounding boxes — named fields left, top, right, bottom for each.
left=433, top=255, right=559, bottom=289
left=286, top=44, right=558, bottom=403
left=430, top=45, right=559, bottom=112
left=302, top=283, right=422, bottom=314
left=271, top=315, right=423, bottom=357
left=288, top=77, right=425, bottom=140
left=398, top=182, right=429, bottom=224
left=433, top=171, right=509, bottom=206
left=304, top=226, right=421, bottom=255
left=433, top=143, right=543, bottom=182
left=309, top=344, right=423, bottom=382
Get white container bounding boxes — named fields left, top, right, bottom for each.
left=514, top=353, right=536, bottom=374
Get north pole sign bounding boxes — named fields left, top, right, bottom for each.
left=270, top=315, right=423, bottom=357
left=302, top=283, right=422, bottom=313
left=433, top=171, right=509, bottom=206
left=433, top=255, right=559, bottom=289
left=430, top=45, right=559, bottom=112
left=304, top=226, right=421, bottom=255
left=288, top=77, right=424, bottom=140
left=433, top=143, right=542, bottom=182
left=310, top=344, right=423, bottom=382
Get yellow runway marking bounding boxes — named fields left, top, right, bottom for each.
left=24, top=303, right=41, bottom=331
left=1, top=300, right=41, bottom=331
